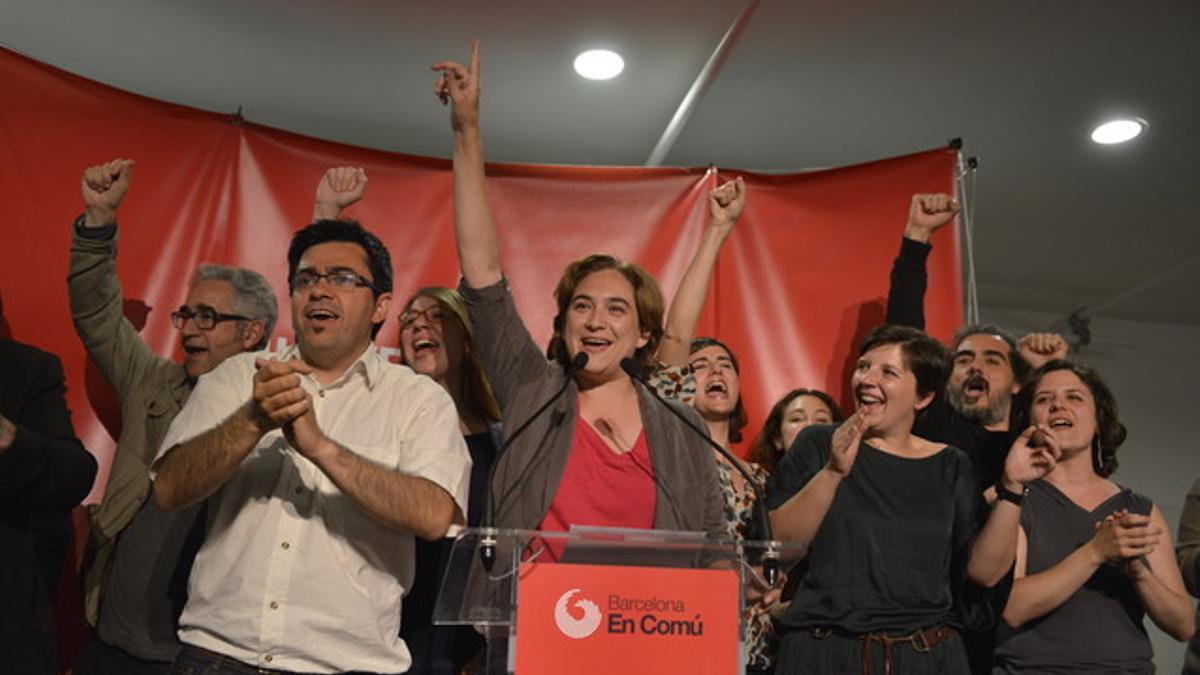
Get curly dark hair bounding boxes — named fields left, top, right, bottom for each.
left=1013, top=359, right=1126, bottom=477
left=748, top=388, right=843, bottom=471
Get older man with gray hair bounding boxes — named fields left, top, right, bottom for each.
left=69, top=158, right=280, bottom=675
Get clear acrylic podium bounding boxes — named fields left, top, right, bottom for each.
left=432, top=527, right=804, bottom=675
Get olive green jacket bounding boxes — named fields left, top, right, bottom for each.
left=68, top=225, right=191, bottom=626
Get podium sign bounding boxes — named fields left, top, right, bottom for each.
left=514, top=562, right=739, bottom=674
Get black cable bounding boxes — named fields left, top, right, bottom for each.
left=620, top=358, right=780, bottom=585
left=478, top=352, right=588, bottom=570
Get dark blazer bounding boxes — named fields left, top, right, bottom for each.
left=0, top=338, right=97, bottom=675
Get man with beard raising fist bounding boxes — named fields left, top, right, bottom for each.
left=887, top=193, right=1067, bottom=493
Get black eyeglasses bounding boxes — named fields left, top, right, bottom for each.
left=171, top=306, right=250, bottom=330
left=291, top=270, right=378, bottom=294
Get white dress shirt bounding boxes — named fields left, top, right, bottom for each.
left=155, top=345, right=470, bottom=673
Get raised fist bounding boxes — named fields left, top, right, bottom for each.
left=904, top=193, right=959, bottom=243
left=1017, top=333, right=1069, bottom=370
left=707, top=176, right=746, bottom=231
left=81, top=159, right=134, bottom=226
left=313, top=166, right=368, bottom=220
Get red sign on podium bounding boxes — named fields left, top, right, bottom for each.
left=514, top=562, right=740, bottom=674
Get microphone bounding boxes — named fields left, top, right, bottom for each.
left=478, top=351, right=589, bottom=571
left=620, top=357, right=781, bottom=586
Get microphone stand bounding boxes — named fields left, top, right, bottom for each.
left=478, top=352, right=588, bottom=571
left=620, top=358, right=781, bottom=586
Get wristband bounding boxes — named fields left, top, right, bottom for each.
left=995, top=480, right=1028, bottom=506
left=74, top=214, right=118, bottom=240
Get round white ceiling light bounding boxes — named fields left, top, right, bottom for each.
left=574, top=49, right=625, bottom=81
left=1090, top=118, right=1147, bottom=145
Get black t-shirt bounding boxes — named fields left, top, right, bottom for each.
left=400, top=430, right=495, bottom=671
left=915, top=397, right=1015, bottom=493
left=887, top=234, right=1018, bottom=673
left=766, top=425, right=983, bottom=634
left=887, top=235, right=1018, bottom=491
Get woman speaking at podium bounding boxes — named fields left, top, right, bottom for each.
left=433, top=40, right=725, bottom=546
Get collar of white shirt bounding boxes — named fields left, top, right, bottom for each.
left=276, top=342, right=383, bottom=391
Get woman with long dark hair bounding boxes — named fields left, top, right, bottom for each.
left=748, top=389, right=843, bottom=473
left=651, top=177, right=795, bottom=672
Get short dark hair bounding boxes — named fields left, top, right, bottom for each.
left=859, top=324, right=949, bottom=400
left=287, top=219, right=393, bottom=338
left=689, top=337, right=749, bottom=443
left=952, top=324, right=1029, bottom=383
left=547, top=254, right=664, bottom=372
left=1013, top=359, right=1126, bottom=477
left=748, top=388, right=843, bottom=471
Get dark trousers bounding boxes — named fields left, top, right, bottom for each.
left=75, top=637, right=173, bottom=675
left=776, top=628, right=969, bottom=675
left=169, top=644, right=397, bottom=675
left=483, top=630, right=511, bottom=675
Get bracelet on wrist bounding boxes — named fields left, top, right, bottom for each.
left=995, top=480, right=1028, bottom=506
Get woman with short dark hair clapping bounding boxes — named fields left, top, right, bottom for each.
left=767, top=324, right=1056, bottom=674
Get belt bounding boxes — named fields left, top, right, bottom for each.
left=809, top=625, right=958, bottom=675
left=176, top=644, right=395, bottom=675
left=178, top=645, right=295, bottom=675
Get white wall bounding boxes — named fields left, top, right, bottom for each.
left=983, top=306, right=1200, bottom=674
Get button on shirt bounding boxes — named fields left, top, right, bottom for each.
left=154, top=345, right=470, bottom=674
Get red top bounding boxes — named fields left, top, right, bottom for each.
left=538, top=417, right=657, bottom=535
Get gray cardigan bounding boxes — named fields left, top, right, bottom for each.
left=460, top=278, right=724, bottom=538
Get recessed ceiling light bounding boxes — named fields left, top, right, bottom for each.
left=574, top=49, right=624, bottom=81
left=1090, top=118, right=1147, bottom=145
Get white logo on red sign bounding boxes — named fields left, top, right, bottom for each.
left=553, top=588, right=602, bottom=639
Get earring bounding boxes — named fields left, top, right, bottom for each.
left=1091, top=436, right=1104, bottom=475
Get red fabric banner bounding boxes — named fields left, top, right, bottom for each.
left=0, top=45, right=961, bottom=498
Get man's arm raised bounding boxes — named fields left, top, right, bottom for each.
left=1017, top=333, right=1070, bottom=371
left=312, top=166, right=368, bottom=221
left=70, top=158, right=178, bottom=400
left=81, top=158, right=133, bottom=227
left=886, top=193, right=959, bottom=328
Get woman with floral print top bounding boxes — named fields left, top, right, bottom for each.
left=651, top=175, right=783, bottom=673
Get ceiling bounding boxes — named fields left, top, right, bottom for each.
left=3, top=0, right=1198, bottom=328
